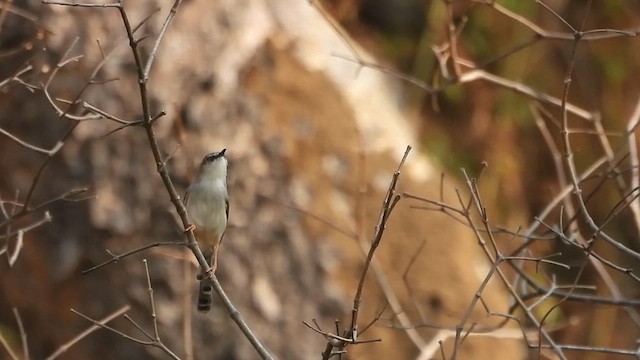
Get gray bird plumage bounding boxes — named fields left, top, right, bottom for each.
left=184, top=149, right=229, bottom=312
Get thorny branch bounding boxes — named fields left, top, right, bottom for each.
left=62, top=261, right=179, bottom=359
left=40, top=1, right=273, bottom=358
left=5, top=0, right=640, bottom=359
left=314, top=0, right=640, bottom=358
left=305, top=146, right=411, bottom=359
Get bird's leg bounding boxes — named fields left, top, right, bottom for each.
left=197, top=248, right=214, bottom=280
left=204, top=245, right=219, bottom=279
left=184, top=224, right=196, bottom=233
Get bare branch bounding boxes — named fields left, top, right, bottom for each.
left=46, top=305, right=130, bottom=360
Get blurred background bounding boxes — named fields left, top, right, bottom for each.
left=1, top=0, right=640, bottom=359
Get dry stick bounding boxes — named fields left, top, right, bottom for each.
left=0, top=211, right=51, bottom=242
left=601, top=192, right=640, bottom=235
left=1, top=192, right=18, bottom=262
left=0, top=64, right=32, bottom=90
left=333, top=53, right=436, bottom=93
left=123, top=314, right=156, bottom=342
left=448, top=177, right=520, bottom=358
left=538, top=1, right=598, bottom=358
left=41, top=39, right=101, bottom=122
left=0, top=309, right=23, bottom=360
left=0, top=334, right=19, bottom=360
left=444, top=0, right=462, bottom=79
left=524, top=155, right=640, bottom=279
left=182, top=248, right=194, bottom=360
left=403, top=197, right=566, bottom=352
left=349, top=146, right=411, bottom=341
left=11, top=308, right=28, bottom=360
left=407, top=309, right=521, bottom=335
left=81, top=241, right=181, bottom=274
left=42, top=0, right=119, bottom=7
left=401, top=240, right=428, bottom=320
left=564, top=0, right=640, bottom=249
left=308, top=0, right=364, bottom=79
left=123, top=16, right=274, bottom=360
left=514, top=268, right=640, bottom=306
left=71, top=307, right=179, bottom=360
left=405, top=192, right=640, bottom=307
left=10, top=31, right=112, bottom=219
left=106, top=1, right=272, bottom=358
left=536, top=187, right=640, bottom=344
left=0, top=188, right=88, bottom=230
left=458, top=171, right=567, bottom=360
left=5, top=212, right=50, bottom=267
left=0, top=127, right=63, bottom=155
left=306, top=146, right=412, bottom=360
left=298, top=149, right=427, bottom=354
left=143, top=259, right=180, bottom=359
left=528, top=105, right=640, bottom=326
left=536, top=255, right=592, bottom=357
left=39, top=1, right=271, bottom=358
left=325, top=1, right=627, bottom=123
left=364, top=246, right=427, bottom=350
left=0, top=194, right=8, bottom=223
left=540, top=101, right=640, bottom=276
left=625, top=97, right=640, bottom=242
left=359, top=304, right=389, bottom=337
left=404, top=193, right=557, bottom=241
left=531, top=105, right=578, bottom=234
left=474, top=34, right=540, bottom=71
left=336, top=0, right=640, bottom=355
left=538, top=344, right=639, bottom=357
left=353, top=149, right=427, bottom=351
left=70, top=262, right=178, bottom=359
left=500, top=111, right=560, bottom=301
left=0, top=36, right=104, bottom=263
left=523, top=155, right=607, bottom=240
left=549, top=3, right=640, bottom=262
left=45, top=305, right=130, bottom=360
left=535, top=214, right=640, bottom=286
left=591, top=114, right=621, bottom=185
left=474, top=0, right=636, bottom=41
left=309, top=0, right=438, bottom=94
left=450, top=257, right=501, bottom=360
left=457, top=69, right=594, bottom=121
left=8, top=39, right=77, bottom=214
left=399, top=212, right=539, bottom=354
left=574, top=115, right=640, bottom=327
left=145, top=259, right=159, bottom=340
left=82, top=101, right=132, bottom=125
left=335, top=51, right=594, bottom=122
left=429, top=15, right=468, bottom=86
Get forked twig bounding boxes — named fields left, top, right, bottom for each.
left=306, top=146, right=411, bottom=359
left=46, top=305, right=130, bottom=360
left=41, top=1, right=273, bottom=358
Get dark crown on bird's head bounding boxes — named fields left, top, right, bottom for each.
left=202, top=149, right=227, bottom=165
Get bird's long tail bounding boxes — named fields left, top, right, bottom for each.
left=198, top=279, right=213, bottom=312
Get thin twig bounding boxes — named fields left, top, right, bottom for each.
left=81, top=241, right=183, bottom=274
left=46, top=305, right=130, bottom=360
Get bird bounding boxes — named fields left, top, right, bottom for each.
left=184, top=149, right=229, bottom=312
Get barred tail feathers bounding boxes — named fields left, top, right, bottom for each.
left=198, top=280, right=213, bottom=312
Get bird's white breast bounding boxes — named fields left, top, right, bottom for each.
left=185, top=179, right=228, bottom=231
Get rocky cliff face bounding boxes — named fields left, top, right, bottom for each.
left=0, top=1, right=522, bottom=359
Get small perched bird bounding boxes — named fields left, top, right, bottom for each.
left=184, top=149, right=229, bottom=312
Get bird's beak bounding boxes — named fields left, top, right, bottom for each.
left=220, top=148, right=227, bottom=156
